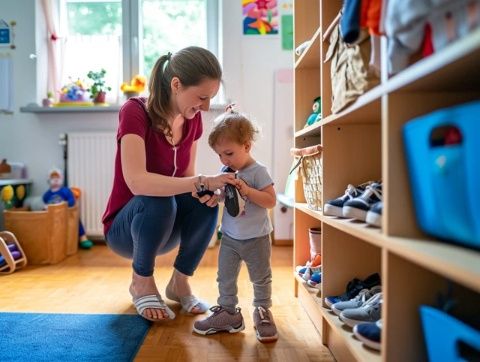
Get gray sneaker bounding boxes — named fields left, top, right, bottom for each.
left=253, top=306, right=278, bottom=343
left=339, top=292, right=382, bottom=328
left=331, top=285, right=382, bottom=316
left=193, top=305, right=245, bottom=335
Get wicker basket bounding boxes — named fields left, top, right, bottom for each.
left=290, top=145, right=323, bottom=211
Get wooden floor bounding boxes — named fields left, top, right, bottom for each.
left=0, top=243, right=334, bottom=362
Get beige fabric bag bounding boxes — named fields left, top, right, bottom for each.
left=325, top=22, right=379, bottom=114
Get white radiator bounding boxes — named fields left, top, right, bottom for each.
left=67, top=132, right=116, bottom=238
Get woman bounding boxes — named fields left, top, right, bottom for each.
left=102, top=46, right=235, bottom=322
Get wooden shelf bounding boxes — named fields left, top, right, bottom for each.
left=322, top=308, right=382, bottom=362
left=321, top=216, right=384, bottom=248
left=295, top=203, right=322, bottom=221
left=293, top=1, right=480, bottom=361
left=295, top=28, right=321, bottom=69
left=295, top=120, right=321, bottom=138
left=386, top=237, right=480, bottom=294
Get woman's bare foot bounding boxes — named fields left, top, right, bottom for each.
left=166, top=269, right=203, bottom=314
left=130, top=272, right=170, bottom=320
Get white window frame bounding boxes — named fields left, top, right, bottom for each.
left=122, top=0, right=220, bottom=86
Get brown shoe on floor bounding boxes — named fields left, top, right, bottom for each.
left=253, top=306, right=278, bottom=343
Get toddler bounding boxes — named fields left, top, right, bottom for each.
left=193, top=106, right=278, bottom=342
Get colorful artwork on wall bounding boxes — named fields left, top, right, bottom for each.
left=242, top=0, right=279, bottom=35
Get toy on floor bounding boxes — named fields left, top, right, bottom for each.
left=42, top=168, right=93, bottom=249
left=0, top=231, right=27, bottom=275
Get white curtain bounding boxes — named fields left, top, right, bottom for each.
left=40, top=0, right=62, bottom=102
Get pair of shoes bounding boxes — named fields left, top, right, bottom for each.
left=343, top=182, right=383, bottom=222
left=165, top=287, right=209, bottom=314
left=131, top=294, right=176, bottom=322
left=222, top=167, right=246, bottom=217
left=193, top=305, right=245, bottom=335
left=323, top=182, right=371, bottom=217
left=324, top=272, right=381, bottom=308
left=331, top=285, right=382, bottom=316
left=339, top=292, right=383, bottom=328
left=253, top=306, right=278, bottom=343
left=353, top=319, right=382, bottom=351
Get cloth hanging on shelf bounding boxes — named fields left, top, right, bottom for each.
left=0, top=54, right=13, bottom=114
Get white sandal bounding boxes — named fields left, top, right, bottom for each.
left=132, top=294, right=176, bottom=321
left=165, top=288, right=209, bottom=314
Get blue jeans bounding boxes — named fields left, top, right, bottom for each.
left=105, top=194, right=218, bottom=277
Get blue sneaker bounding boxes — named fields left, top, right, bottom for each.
left=353, top=319, right=382, bottom=351
left=325, top=272, right=381, bottom=308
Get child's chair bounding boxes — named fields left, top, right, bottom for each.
left=0, top=231, right=27, bottom=275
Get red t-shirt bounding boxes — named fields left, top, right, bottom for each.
left=102, top=97, right=203, bottom=234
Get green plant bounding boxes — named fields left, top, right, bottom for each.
left=86, top=69, right=111, bottom=99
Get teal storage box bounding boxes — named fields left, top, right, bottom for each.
left=403, top=101, right=480, bottom=249
left=420, top=305, right=480, bottom=361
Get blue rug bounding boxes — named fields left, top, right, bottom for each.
left=0, top=312, right=150, bottom=362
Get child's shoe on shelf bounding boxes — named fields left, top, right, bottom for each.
left=343, top=182, right=383, bottom=221
left=193, top=306, right=245, bottom=335
left=323, top=182, right=372, bottom=217
left=331, top=285, right=382, bottom=316
left=366, top=201, right=382, bottom=228
left=325, top=272, right=381, bottom=308
left=353, top=319, right=382, bottom=351
left=253, top=306, right=278, bottom=343
left=306, top=271, right=322, bottom=289
left=339, top=292, right=383, bottom=328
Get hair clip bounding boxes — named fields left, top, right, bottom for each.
left=166, top=52, right=172, bottom=61
left=225, top=103, right=236, bottom=113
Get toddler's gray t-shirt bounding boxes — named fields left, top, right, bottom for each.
left=221, top=161, right=273, bottom=240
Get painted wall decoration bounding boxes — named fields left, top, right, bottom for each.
left=243, top=0, right=279, bottom=35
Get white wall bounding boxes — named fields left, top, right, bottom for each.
left=0, top=0, right=293, bottom=198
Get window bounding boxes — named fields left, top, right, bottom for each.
left=57, top=0, right=219, bottom=104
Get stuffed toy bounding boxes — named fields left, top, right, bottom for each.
left=305, top=96, right=321, bottom=127
left=42, top=168, right=93, bottom=249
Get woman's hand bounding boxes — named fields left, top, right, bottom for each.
left=191, top=191, right=220, bottom=207
left=206, top=173, right=236, bottom=191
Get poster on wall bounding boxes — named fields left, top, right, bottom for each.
left=280, top=0, right=293, bottom=50
left=242, top=0, right=279, bottom=35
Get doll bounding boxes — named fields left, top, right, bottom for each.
left=42, top=168, right=93, bottom=249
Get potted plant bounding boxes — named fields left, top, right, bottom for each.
left=42, top=91, right=55, bottom=107
left=87, top=69, right=111, bottom=104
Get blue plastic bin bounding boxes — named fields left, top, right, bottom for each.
left=403, top=101, right=480, bottom=249
left=420, top=305, right=480, bottom=362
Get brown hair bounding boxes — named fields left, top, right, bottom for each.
left=147, top=46, right=222, bottom=136
left=208, top=110, right=259, bottom=148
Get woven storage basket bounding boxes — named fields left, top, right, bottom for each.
left=291, top=145, right=323, bottom=211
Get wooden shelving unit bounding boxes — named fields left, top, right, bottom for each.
left=293, top=1, right=480, bottom=361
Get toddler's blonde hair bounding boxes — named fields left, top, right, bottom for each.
left=208, top=109, right=259, bottom=148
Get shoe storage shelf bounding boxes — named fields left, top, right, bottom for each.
left=293, top=1, right=480, bottom=361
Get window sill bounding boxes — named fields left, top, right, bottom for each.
left=20, top=103, right=122, bottom=113
left=20, top=103, right=228, bottom=113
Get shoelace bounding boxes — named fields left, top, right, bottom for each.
left=257, top=306, right=271, bottom=324
left=351, top=288, right=371, bottom=303
left=360, top=292, right=383, bottom=310
left=358, top=184, right=383, bottom=203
